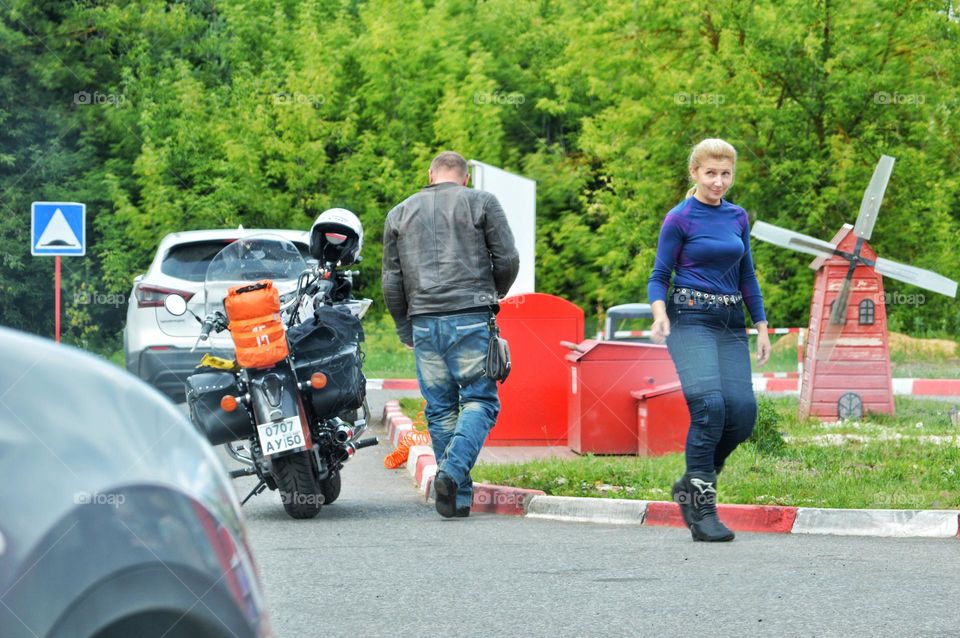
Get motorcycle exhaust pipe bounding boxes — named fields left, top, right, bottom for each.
left=334, top=424, right=355, bottom=444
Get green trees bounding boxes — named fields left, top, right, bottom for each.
left=1, top=0, right=957, bottom=352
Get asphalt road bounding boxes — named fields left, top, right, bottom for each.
left=216, top=394, right=960, bottom=638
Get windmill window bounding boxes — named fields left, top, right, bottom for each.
left=859, top=299, right=875, bottom=325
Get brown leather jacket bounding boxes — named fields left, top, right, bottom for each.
left=381, top=182, right=520, bottom=344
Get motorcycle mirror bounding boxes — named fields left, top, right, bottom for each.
left=164, top=294, right=188, bottom=317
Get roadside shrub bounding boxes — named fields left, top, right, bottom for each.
left=749, top=395, right=787, bottom=456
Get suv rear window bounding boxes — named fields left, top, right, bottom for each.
left=161, top=240, right=309, bottom=282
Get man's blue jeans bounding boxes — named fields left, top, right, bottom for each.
left=665, top=297, right=757, bottom=474
left=412, top=311, right=500, bottom=509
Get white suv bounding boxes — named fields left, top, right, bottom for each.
left=123, top=228, right=310, bottom=401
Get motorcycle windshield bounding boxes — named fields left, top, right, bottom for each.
left=203, top=235, right=307, bottom=316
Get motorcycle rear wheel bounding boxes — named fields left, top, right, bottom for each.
left=272, top=453, right=323, bottom=519
left=320, top=470, right=341, bottom=505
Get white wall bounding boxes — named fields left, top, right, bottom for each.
left=468, top=160, right=536, bottom=296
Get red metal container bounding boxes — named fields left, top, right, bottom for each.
left=566, top=340, right=679, bottom=454
left=489, top=293, right=584, bottom=446
left=632, top=382, right=689, bottom=456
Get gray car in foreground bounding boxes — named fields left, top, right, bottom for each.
left=0, top=327, right=270, bottom=638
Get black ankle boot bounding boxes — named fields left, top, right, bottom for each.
left=684, top=471, right=734, bottom=542
left=672, top=476, right=693, bottom=527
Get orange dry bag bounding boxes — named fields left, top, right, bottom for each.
left=224, top=280, right=289, bottom=368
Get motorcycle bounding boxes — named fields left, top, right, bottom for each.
left=164, top=226, right=376, bottom=520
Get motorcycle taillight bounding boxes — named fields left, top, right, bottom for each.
left=136, top=283, right=195, bottom=308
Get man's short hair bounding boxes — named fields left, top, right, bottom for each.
left=430, top=151, right=468, bottom=177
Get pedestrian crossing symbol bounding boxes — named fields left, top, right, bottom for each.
left=32, top=202, right=86, bottom=256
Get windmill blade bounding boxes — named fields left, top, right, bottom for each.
left=829, top=273, right=854, bottom=326
left=874, top=256, right=958, bottom=298
left=853, top=155, right=895, bottom=241
left=818, top=272, right=854, bottom=364
left=815, top=310, right=848, bottom=367
left=751, top=221, right=840, bottom=259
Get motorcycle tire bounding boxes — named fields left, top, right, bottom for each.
left=271, top=453, right=323, bottom=519
left=320, top=470, right=341, bottom=505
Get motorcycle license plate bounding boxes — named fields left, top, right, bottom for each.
left=257, top=416, right=305, bottom=456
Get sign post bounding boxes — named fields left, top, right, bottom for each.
left=31, top=202, right=86, bottom=343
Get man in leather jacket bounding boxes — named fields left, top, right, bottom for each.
left=382, top=151, right=519, bottom=518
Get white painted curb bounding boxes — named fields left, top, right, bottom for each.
left=793, top=508, right=960, bottom=538
left=391, top=423, right=413, bottom=447
left=406, top=445, right=435, bottom=479
left=419, top=464, right=437, bottom=501
left=525, top=495, right=650, bottom=525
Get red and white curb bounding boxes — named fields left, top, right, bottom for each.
left=367, top=379, right=420, bottom=391
left=382, top=401, right=544, bottom=515
left=383, top=401, right=960, bottom=536
left=373, top=377, right=960, bottom=397
left=525, top=496, right=960, bottom=538
left=754, top=376, right=960, bottom=396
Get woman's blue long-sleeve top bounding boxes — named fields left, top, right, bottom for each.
left=646, top=197, right=767, bottom=324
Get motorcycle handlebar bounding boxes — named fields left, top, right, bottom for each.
left=198, top=311, right=226, bottom=340
left=199, top=319, right=214, bottom=341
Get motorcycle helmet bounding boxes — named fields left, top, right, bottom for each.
left=310, top=208, right=363, bottom=265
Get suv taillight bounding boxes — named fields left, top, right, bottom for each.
left=135, top=284, right=195, bottom=308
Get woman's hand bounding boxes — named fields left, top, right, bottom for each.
left=651, top=316, right=671, bottom=344
left=755, top=322, right=771, bottom=366
left=650, top=301, right=671, bottom=344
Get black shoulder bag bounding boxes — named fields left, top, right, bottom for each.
left=484, top=316, right=511, bottom=383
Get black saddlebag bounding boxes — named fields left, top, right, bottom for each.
left=185, top=371, right=255, bottom=445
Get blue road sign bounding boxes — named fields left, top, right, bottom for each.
left=32, top=202, right=86, bottom=256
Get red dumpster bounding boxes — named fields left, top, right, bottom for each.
left=566, top=340, right=679, bottom=454
left=490, top=293, right=584, bottom=446
left=632, top=382, right=689, bottom=456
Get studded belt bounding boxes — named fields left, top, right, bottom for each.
left=673, top=287, right=743, bottom=307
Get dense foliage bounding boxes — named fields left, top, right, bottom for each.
left=2, top=0, right=958, bottom=352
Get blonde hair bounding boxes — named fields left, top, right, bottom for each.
left=685, top=138, right=737, bottom=198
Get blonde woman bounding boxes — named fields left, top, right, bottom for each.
left=647, top=138, right=771, bottom=542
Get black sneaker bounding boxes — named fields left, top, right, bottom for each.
left=434, top=471, right=458, bottom=518
left=454, top=506, right=471, bottom=518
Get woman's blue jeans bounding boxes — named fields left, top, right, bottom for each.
left=665, top=297, right=757, bottom=474
left=412, top=312, right=500, bottom=509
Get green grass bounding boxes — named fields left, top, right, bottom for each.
left=399, top=397, right=425, bottom=417
left=749, top=334, right=801, bottom=374
left=363, top=314, right=417, bottom=378
left=470, top=395, right=960, bottom=509
left=747, top=333, right=960, bottom=377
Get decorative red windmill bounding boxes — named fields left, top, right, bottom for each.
left=752, top=155, right=958, bottom=420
